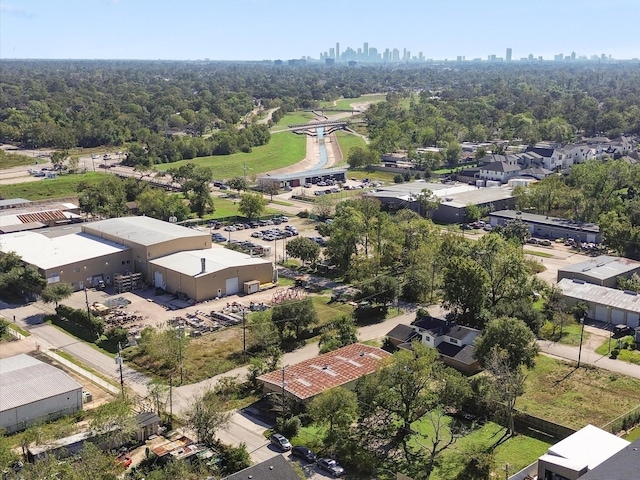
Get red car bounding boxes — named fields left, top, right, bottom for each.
left=117, top=456, right=132, bottom=468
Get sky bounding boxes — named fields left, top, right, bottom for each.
left=1, top=0, right=639, bottom=61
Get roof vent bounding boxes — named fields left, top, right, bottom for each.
left=572, top=279, right=586, bottom=284
left=201, top=257, right=206, bottom=273
left=623, top=290, right=638, bottom=296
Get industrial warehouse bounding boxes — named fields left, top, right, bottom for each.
left=0, top=216, right=274, bottom=301
left=0, top=354, right=83, bottom=434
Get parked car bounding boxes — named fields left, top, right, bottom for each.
left=224, top=226, right=236, bottom=232
left=270, top=434, right=292, bottom=451
left=317, top=458, right=345, bottom=477
left=251, top=231, right=263, bottom=238
left=304, top=182, right=312, bottom=188
left=291, top=446, right=317, bottom=463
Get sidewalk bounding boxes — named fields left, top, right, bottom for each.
left=537, top=339, right=640, bottom=379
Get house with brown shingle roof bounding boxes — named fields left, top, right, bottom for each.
left=257, top=343, right=391, bottom=404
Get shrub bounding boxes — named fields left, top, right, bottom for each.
left=298, top=210, right=310, bottom=218
left=393, top=174, right=404, bottom=184
left=276, top=416, right=301, bottom=438
left=414, top=172, right=421, bottom=179
left=403, top=172, right=411, bottom=181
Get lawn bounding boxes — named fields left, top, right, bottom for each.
left=624, top=426, right=640, bottom=441
left=517, top=355, right=640, bottom=429
left=433, top=162, right=478, bottom=175
left=346, top=169, right=398, bottom=183
left=270, top=111, right=316, bottom=132
left=524, top=249, right=555, bottom=258
left=310, top=295, right=354, bottom=327
left=539, top=321, right=590, bottom=347
left=334, top=131, right=367, bottom=165
left=319, top=94, right=387, bottom=110
left=410, top=418, right=551, bottom=480
left=154, top=133, right=306, bottom=179
left=204, top=196, right=281, bottom=221
left=595, top=336, right=640, bottom=365
left=0, top=172, right=104, bottom=200
left=0, top=149, right=36, bottom=168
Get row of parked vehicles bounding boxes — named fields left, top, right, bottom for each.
left=251, top=225, right=298, bottom=240
left=211, top=217, right=290, bottom=232
left=270, top=434, right=345, bottom=477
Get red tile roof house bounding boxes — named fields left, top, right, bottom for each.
left=257, top=343, right=391, bottom=404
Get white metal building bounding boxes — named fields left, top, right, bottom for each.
left=558, top=278, right=640, bottom=328
left=0, top=354, right=83, bottom=433
left=557, top=255, right=640, bottom=288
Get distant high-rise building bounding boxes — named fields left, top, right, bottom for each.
left=384, top=48, right=390, bottom=62
left=363, top=42, right=369, bottom=58
left=506, top=48, right=512, bottom=62
left=571, top=51, right=576, bottom=61
left=336, top=42, right=340, bottom=61
left=392, top=48, right=400, bottom=62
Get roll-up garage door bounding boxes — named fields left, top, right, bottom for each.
left=611, top=309, right=625, bottom=324
left=627, top=312, right=640, bottom=328
left=225, top=277, right=239, bottom=295
left=595, top=305, right=609, bottom=322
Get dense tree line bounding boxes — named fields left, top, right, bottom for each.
left=514, top=160, right=640, bottom=259
left=1, top=60, right=638, bottom=161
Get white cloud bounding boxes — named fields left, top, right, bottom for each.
left=0, top=4, right=35, bottom=18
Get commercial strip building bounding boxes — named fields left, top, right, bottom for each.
left=365, top=181, right=516, bottom=224
left=0, top=216, right=274, bottom=301
left=557, top=278, right=640, bottom=328
left=557, top=255, right=640, bottom=288
left=258, top=167, right=347, bottom=189
left=257, top=343, right=391, bottom=404
left=489, top=210, right=601, bottom=243
left=0, top=354, right=83, bottom=434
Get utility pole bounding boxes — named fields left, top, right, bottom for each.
left=178, top=327, right=184, bottom=385
left=577, top=317, right=585, bottom=368
left=242, top=309, right=246, bottom=362
left=117, top=342, right=125, bottom=398
left=169, top=375, right=173, bottom=427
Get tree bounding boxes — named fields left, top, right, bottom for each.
left=318, top=315, right=358, bottom=353
left=483, top=348, right=527, bottom=435
left=40, top=282, right=73, bottom=307
left=136, top=188, right=190, bottom=222
left=50, top=150, right=68, bottom=170
left=357, top=275, right=399, bottom=307
left=286, top=236, right=321, bottom=266
left=308, top=387, right=359, bottom=440
left=493, top=218, right=531, bottom=245
left=168, top=164, right=214, bottom=217
left=0, top=251, right=47, bottom=300
left=474, top=316, right=539, bottom=370
left=90, top=398, right=137, bottom=450
left=347, top=146, right=378, bottom=168
left=77, top=176, right=128, bottom=218
left=183, top=388, right=231, bottom=445
left=228, top=176, right=249, bottom=194
left=313, top=194, right=336, bottom=220
left=261, top=180, right=280, bottom=201
left=270, top=298, right=318, bottom=342
left=416, top=189, right=440, bottom=218
left=238, top=192, right=266, bottom=220
left=442, top=256, right=490, bottom=328
left=464, top=204, right=482, bottom=223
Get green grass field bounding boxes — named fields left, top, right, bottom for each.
left=410, top=418, right=551, bottom=480
left=334, top=131, right=367, bottom=165
left=154, top=133, right=306, bottom=179
left=595, top=336, right=640, bottom=365
left=270, top=111, right=316, bottom=132
left=0, top=150, right=37, bottom=168
left=517, top=355, right=640, bottom=429
left=319, top=94, right=387, bottom=110
left=205, top=196, right=280, bottom=220
left=0, top=172, right=104, bottom=200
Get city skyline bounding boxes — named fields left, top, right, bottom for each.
left=1, top=0, right=639, bottom=61
left=317, top=42, right=624, bottom=63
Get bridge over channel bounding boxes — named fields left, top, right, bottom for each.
left=287, top=120, right=363, bottom=136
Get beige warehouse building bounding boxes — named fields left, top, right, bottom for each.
left=149, top=248, right=273, bottom=301
left=0, top=216, right=274, bottom=301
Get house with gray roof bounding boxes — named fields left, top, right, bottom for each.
left=386, top=316, right=482, bottom=374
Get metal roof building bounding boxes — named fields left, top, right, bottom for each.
left=0, top=231, right=132, bottom=289
left=557, top=255, right=640, bottom=288
left=0, top=354, right=83, bottom=434
left=490, top=210, right=601, bottom=243
left=558, top=278, right=640, bottom=328
left=148, top=247, right=274, bottom=301
left=257, top=343, right=390, bottom=403
left=366, top=181, right=516, bottom=223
